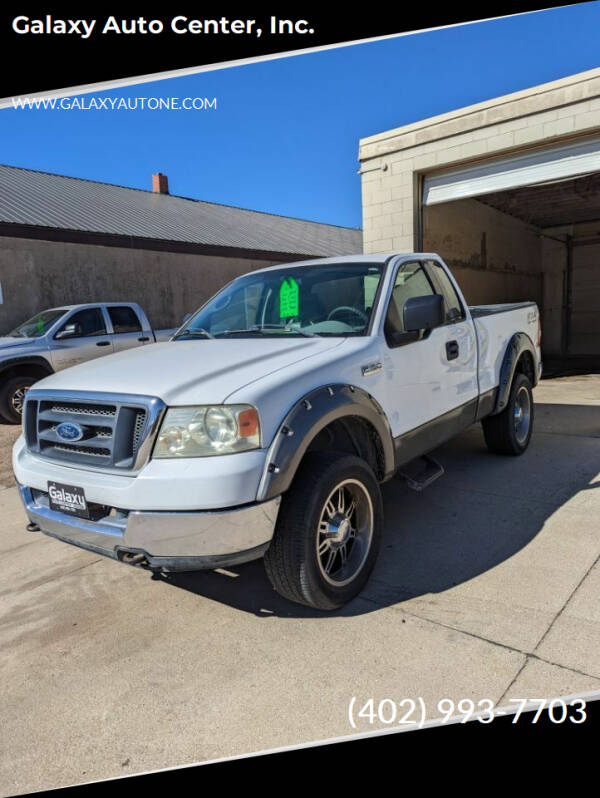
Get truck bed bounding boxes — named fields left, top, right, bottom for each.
left=471, top=301, right=540, bottom=396
left=154, top=328, right=176, bottom=342
left=469, top=301, right=537, bottom=318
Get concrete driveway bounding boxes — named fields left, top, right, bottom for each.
left=1, top=376, right=599, bottom=794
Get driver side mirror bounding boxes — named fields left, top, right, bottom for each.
left=403, top=294, right=444, bottom=333
left=55, top=323, right=78, bottom=340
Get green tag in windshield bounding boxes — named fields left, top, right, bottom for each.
left=279, top=277, right=299, bottom=318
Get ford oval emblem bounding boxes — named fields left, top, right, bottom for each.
left=56, top=422, right=84, bottom=442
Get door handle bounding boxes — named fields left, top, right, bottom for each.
left=446, top=340, right=459, bottom=360
left=96, top=341, right=111, bottom=347
left=361, top=362, right=383, bottom=376
left=138, top=336, right=150, bottom=342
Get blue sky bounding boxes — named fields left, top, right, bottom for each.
left=1, top=4, right=600, bottom=228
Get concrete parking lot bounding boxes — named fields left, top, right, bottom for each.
left=1, top=375, right=599, bottom=794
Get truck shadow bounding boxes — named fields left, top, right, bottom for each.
left=163, top=403, right=600, bottom=618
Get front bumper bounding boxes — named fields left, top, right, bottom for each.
left=18, top=484, right=281, bottom=571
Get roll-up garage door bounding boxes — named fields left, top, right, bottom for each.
left=569, top=242, right=600, bottom=356
left=423, top=136, right=600, bottom=206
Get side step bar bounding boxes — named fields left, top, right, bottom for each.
left=397, top=455, right=444, bottom=492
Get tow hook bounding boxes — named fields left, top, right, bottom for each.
left=120, top=551, right=148, bottom=566
left=118, top=549, right=162, bottom=579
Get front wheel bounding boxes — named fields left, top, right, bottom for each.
left=264, top=452, right=383, bottom=610
left=482, top=373, right=534, bottom=455
left=0, top=375, right=37, bottom=424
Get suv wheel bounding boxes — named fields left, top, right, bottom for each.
left=482, top=372, right=534, bottom=456
left=264, top=452, right=383, bottom=610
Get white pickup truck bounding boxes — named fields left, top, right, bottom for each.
left=13, top=254, right=542, bottom=610
left=0, top=302, right=174, bottom=423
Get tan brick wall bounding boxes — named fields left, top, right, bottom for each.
left=359, top=68, right=600, bottom=256
left=358, top=69, right=600, bottom=357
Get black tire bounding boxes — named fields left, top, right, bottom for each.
left=264, top=452, right=383, bottom=610
left=0, top=375, right=37, bottom=424
left=482, top=373, right=534, bottom=456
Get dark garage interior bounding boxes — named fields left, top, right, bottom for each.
left=423, top=171, right=600, bottom=374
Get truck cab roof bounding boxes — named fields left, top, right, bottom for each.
left=43, top=302, right=141, bottom=312
left=250, top=252, right=444, bottom=275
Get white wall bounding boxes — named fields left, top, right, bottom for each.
left=423, top=197, right=543, bottom=308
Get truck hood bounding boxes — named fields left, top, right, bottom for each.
left=0, top=337, right=38, bottom=352
left=33, top=338, right=346, bottom=405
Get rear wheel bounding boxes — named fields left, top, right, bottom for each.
left=0, top=375, right=37, bottom=424
left=264, top=452, right=383, bottom=610
left=482, top=373, right=534, bottom=455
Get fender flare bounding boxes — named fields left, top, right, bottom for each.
left=491, top=332, right=537, bottom=416
left=256, top=384, right=395, bottom=502
left=0, top=355, right=54, bottom=378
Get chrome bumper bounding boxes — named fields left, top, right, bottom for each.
left=18, top=484, right=281, bottom=571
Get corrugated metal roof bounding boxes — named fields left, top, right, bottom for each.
left=0, top=164, right=362, bottom=257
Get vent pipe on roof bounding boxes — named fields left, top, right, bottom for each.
left=152, top=173, right=169, bottom=194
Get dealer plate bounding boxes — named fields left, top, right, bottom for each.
left=48, top=481, right=89, bottom=519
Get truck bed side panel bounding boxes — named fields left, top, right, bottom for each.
left=473, top=304, right=540, bottom=394
left=470, top=301, right=537, bottom=318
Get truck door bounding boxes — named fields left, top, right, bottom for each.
left=423, top=256, right=478, bottom=409
left=106, top=305, right=151, bottom=353
left=50, top=307, right=114, bottom=371
left=381, top=259, right=478, bottom=462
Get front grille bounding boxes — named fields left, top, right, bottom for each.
left=54, top=444, right=112, bottom=457
left=24, top=391, right=165, bottom=471
left=49, top=403, right=117, bottom=417
left=132, top=410, right=146, bottom=453
left=48, top=424, right=113, bottom=438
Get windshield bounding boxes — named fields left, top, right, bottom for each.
left=175, top=263, right=384, bottom=340
left=8, top=308, right=67, bottom=338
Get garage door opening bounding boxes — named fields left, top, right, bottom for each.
left=420, top=138, right=600, bottom=374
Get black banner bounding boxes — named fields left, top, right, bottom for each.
left=30, top=695, right=600, bottom=795
left=0, top=3, right=584, bottom=97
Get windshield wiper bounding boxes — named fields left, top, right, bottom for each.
left=259, top=324, right=317, bottom=337
left=218, top=324, right=316, bottom=338
left=174, top=327, right=214, bottom=340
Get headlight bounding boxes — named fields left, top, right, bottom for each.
left=153, top=405, right=260, bottom=458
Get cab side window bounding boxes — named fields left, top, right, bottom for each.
left=384, top=262, right=435, bottom=345
left=425, top=260, right=465, bottom=323
left=57, top=308, right=106, bottom=338
left=108, top=306, right=142, bottom=334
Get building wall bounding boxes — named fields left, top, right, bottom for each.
left=539, top=221, right=600, bottom=356
left=540, top=236, right=567, bottom=356
left=569, top=240, right=600, bottom=355
left=423, top=198, right=542, bottom=307
left=359, top=68, right=600, bottom=359
left=0, top=236, right=283, bottom=334
left=359, top=68, right=600, bottom=255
